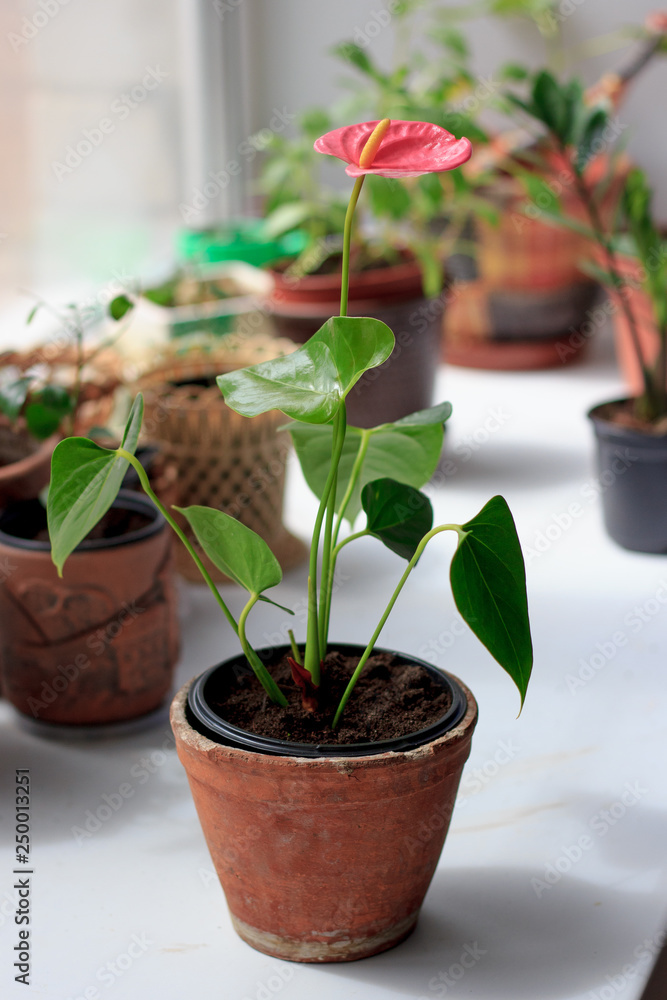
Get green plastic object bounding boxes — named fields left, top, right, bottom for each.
left=176, top=219, right=307, bottom=267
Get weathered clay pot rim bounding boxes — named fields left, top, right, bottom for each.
left=186, top=643, right=468, bottom=758
left=588, top=397, right=667, bottom=442
left=0, top=490, right=166, bottom=553
left=0, top=432, right=59, bottom=482
left=172, top=665, right=477, bottom=768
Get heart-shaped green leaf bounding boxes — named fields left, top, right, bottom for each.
left=175, top=505, right=282, bottom=594
left=289, top=401, right=450, bottom=524
left=217, top=316, right=394, bottom=424
left=47, top=394, right=144, bottom=575
left=450, top=495, right=533, bottom=706
left=362, top=478, right=433, bottom=561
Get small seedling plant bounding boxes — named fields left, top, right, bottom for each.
left=47, top=120, right=533, bottom=728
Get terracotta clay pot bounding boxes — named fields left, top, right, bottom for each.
left=171, top=648, right=478, bottom=963
left=0, top=491, right=180, bottom=726
left=266, top=260, right=442, bottom=428
left=268, top=255, right=424, bottom=307
left=444, top=154, right=629, bottom=370
left=0, top=417, right=58, bottom=507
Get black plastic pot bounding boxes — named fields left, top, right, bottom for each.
left=186, top=643, right=468, bottom=758
left=588, top=399, right=667, bottom=553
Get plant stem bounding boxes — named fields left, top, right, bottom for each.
left=570, top=165, right=655, bottom=416
left=239, top=594, right=288, bottom=706
left=318, top=404, right=349, bottom=651
left=332, top=523, right=466, bottom=728
left=119, top=448, right=287, bottom=705
left=118, top=449, right=238, bottom=632
left=340, top=176, right=365, bottom=317
left=303, top=406, right=347, bottom=685
left=332, top=429, right=371, bottom=548
left=69, top=318, right=85, bottom=436
left=288, top=629, right=302, bottom=665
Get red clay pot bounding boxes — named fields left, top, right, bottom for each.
left=444, top=154, right=629, bottom=370
left=171, top=664, right=478, bottom=963
left=265, top=259, right=442, bottom=428
left=268, top=256, right=424, bottom=307
left=0, top=491, right=180, bottom=727
left=0, top=418, right=58, bottom=507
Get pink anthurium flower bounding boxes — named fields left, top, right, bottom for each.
left=314, top=119, right=472, bottom=178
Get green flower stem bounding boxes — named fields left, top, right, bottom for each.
left=331, top=529, right=369, bottom=564
left=332, top=523, right=468, bottom=728
left=288, top=629, right=302, bottom=666
left=239, top=594, right=288, bottom=706
left=332, top=429, right=371, bottom=549
left=119, top=449, right=287, bottom=706
left=303, top=405, right=347, bottom=685
left=318, top=403, right=349, bottom=651
left=118, top=449, right=239, bottom=634
left=340, top=176, right=365, bottom=317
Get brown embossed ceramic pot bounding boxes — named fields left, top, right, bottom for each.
left=170, top=649, right=478, bottom=963
left=0, top=491, right=180, bottom=728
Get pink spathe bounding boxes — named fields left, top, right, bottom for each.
left=314, top=119, right=472, bottom=178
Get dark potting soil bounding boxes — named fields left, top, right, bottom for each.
left=32, top=506, right=151, bottom=543
left=206, top=649, right=452, bottom=744
left=596, top=399, right=667, bottom=436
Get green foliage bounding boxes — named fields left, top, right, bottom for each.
left=176, top=505, right=282, bottom=594
left=508, top=70, right=611, bottom=175
left=217, top=317, right=394, bottom=424
left=25, top=385, right=74, bottom=440
left=47, top=395, right=143, bottom=575
left=289, top=402, right=451, bottom=523
left=109, top=294, right=134, bottom=320
left=0, top=377, right=33, bottom=422
left=361, top=479, right=433, bottom=560
left=622, top=169, right=667, bottom=335
left=450, top=496, right=533, bottom=705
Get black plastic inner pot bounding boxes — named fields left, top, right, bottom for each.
left=186, top=643, right=468, bottom=758
left=0, top=489, right=165, bottom=552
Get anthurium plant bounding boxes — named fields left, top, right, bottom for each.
left=46, top=119, right=533, bottom=728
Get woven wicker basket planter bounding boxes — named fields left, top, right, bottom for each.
left=135, top=338, right=307, bottom=583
